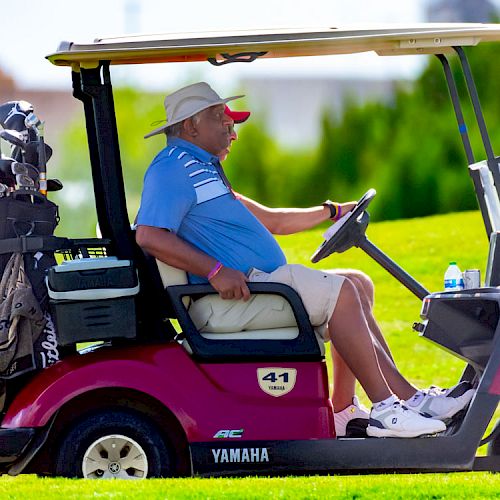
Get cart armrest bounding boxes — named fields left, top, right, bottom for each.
left=166, top=282, right=322, bottom=361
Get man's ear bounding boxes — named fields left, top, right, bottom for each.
left=183, top=117, right=197, bottom=137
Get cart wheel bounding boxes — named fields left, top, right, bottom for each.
left=55, top=409, right=172, bottom=478
left=487, top=419, right=500, bottom=456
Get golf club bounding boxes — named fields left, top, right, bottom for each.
left=0, top=157, right=16, bottom=188
left=0, top=129, right=27, bottom=150
left=15, top=173, right=37, bottom=190
left=24, top=141, right=53, bottom=167
left=24, top=113, right=47, bottom=195
left=47, top=178, right=63, bottom=192
left=0, top=101, right=34, bottom=132
left=11, top=161, right=40, bottom=181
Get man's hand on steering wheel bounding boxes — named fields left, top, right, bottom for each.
left=338, top=201, right=357, bottom=219
left=324, top=200, right=357, bottom=221
left=312, top=189, right=377, bottom=263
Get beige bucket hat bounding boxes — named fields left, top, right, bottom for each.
left=145, top=82, right=244, bottom=139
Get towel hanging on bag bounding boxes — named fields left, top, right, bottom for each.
left=0, top=253, right=46, bottom=378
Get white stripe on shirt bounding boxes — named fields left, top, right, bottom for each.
left=189, top=168, right=216, bottom=178
left=193, top=177, right=218, bottom=188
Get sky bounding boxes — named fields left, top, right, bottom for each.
left=0, top=0, right=436, bottom=92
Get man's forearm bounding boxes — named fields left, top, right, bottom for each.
left=261, top=205, right=330, bottom=234
left=136, top=225, right=216, bottom=279
left=237, top=194, right=328, bottom=234
left=238, top=194, right=356, bottom=235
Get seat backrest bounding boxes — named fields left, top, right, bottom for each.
left=155, top=259, right=191, bottom=309
left=156, top=259, right=188, bottom=286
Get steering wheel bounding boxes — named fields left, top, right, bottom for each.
left=311, top=188, right=376, bottom=263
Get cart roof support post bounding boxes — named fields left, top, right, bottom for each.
left=436, top=52, right=493, bottom=238
left=75, top=62, right=133, bottom=260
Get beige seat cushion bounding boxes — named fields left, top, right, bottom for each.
left=189, top=293, right=297, bottom=332
left=156, top=259, right=323, bottom=353
left=156, top=260, right=188, bottom=286
left=156, top=259, right=190, bottom=307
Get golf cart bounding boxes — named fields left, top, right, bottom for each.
left=0, top=25, right=499, bottom=479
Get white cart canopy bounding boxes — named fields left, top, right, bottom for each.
left=47, top=24, right=500, bottom=68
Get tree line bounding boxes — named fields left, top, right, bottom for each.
left=54, top=44, right=500, bottom=236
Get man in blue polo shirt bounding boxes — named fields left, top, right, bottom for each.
left=136, top=134, right=286, bottom=285
left=136, top=82, right=473, bottom=438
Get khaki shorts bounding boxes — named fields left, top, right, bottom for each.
left=249, top=265, right=345, bottom=340
left=189, top=264, right=345, bottom=342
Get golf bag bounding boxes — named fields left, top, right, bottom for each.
left=0, top=191, right=61, bottom=379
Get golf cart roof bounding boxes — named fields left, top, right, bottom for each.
left=47, top=23, right=500, bottom=68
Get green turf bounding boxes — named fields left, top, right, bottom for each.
left=277, top=210, right=488, bottom=389
left=1, top=210, right=499, bottom=497
left=0, top=473, right=499, bottom=499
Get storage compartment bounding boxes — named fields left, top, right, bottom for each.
left=47, top=258, right=139, bottom=345
left=50, top=297, right=136, bottom=346
left=420, top=289, right=500, bottom=369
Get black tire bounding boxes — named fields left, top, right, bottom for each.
left=55, top=409, right=172, bottom=478
left=487, top=419, right=500, bottom=456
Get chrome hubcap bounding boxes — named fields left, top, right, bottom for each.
left=82, top=434, right=148, bottom=479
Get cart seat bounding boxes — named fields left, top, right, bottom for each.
left=156, top=259, right=301, bottom=341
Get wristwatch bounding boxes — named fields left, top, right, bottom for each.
left=322, top=200, right=338, bottom=220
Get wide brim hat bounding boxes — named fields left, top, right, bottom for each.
left=145, top=82, right=243, bottom=138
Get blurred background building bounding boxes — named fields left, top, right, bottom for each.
left=427, top=0, right=496, bottom=23
left=0, top=0, right=498, bottom=152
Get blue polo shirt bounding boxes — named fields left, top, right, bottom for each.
left=137, top=137, right=287, bottom=283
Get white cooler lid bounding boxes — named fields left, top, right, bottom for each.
left=53, top=257, right=132, bottom=272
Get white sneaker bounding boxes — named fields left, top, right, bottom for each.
left=406, top=382, right=474, bottom=421
left=425, top=381, right=472, bottom=397
left=367, top=400, right=446, bottom=438
left=334, top=396, right=369, bottom=437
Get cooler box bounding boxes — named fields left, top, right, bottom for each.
left=47, top=258, right=139, bottom=346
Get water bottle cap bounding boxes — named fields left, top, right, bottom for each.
left=449, top=261, right=457, bottom=265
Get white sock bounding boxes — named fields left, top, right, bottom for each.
left=373, top=394, right=397, bottom=411
left=406, top=390, right=424, bottom=407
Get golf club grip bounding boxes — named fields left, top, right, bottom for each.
left=38, top=135, right=47, bottom=195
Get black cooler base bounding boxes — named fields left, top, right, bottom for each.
left=50, top=297, right=136, bottom=346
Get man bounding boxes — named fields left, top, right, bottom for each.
left=221, top=103, right=474, bottom=437
left=221, top=105, right=393, bottom=436
left=137, top=82, right=473, bottom=438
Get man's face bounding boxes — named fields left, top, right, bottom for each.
left=218, top=121, right=238, bottom=161
left=192, top=104, right=233, bottom=156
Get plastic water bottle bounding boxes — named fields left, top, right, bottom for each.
left=444, top=262, right=464, bottom=291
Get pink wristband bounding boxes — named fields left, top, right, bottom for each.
left=335, top=205, right=342, bottom=221
left=207, top=261, right=223, bottom=280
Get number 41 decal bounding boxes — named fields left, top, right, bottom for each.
left=257, top=368, right=297, bottom=397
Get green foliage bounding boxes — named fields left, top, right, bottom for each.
left=53, top=88, right=165, bottom=236
left=223, top=121, right=314, bottom=207
left=310, top=45, right=500, bottom=220
left=225, top=45, right=500, bottom=220
left=55, top=45, right=500, bottom=235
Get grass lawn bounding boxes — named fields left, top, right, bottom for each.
left=1, top=210, right=499, bottom=498
left=278, top=209, right=488, bottom=389
left=0, top=472, right=498, bottom=499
